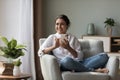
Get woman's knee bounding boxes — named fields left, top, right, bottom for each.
left=98, top=53, right=109, bottom=67
left=60, top=57, right=74, bottom=67
left=100, top=53, right=109, bottom=61
left=60, top=57, right=74, bottom=65
left=60, top=57, right=74, bottom=71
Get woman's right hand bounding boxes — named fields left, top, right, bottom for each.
left=42, top=38, right=60, bottom=54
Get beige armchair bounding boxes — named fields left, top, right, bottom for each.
left=38, top=38, right=119, bottom=80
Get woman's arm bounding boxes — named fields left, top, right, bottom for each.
left=43, top=38, right=60, bottom=54
left=42, top=46, right=55, bottom=54
left=66, top=46, right=78, bottom=58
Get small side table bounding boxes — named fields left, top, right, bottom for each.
left=0, top=74, right=31, bottom=80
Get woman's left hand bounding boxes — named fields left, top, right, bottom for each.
left=60, top=38, right=70, bottom=49
left=60, top=38, right=78, bottom=58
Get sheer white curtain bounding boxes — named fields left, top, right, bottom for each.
left=18, top=0, right=36, bottom=80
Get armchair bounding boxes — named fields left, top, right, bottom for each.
left=38, top=38, right=119, bottom=80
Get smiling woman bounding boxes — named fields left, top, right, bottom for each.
left=38, top=14, right=109, bottom=75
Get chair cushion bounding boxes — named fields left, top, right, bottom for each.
left=78, top=39, right=104, bottom=59
left=62, top=72, right=109, bottom=80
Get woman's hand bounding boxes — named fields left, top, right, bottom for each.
left=53, top=38, right=60, bottom=48
left=59, top=38, right=70, bottom=49
left=42, top=38, right=60, bottom=54
left=60, top=38, right=78, bottom=58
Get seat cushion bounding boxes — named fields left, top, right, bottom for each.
left=62, top=72, right=109, bottom=80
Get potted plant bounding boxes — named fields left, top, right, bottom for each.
left=104, top=18, right=115, bottom=36
left=13, top=59, right=22, bottom=76
left=0, top=35, right=26, bottom=75
left=0, top=36, right=26, bottom=62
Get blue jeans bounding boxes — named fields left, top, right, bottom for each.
left=60, top=52, right=109, bottom=72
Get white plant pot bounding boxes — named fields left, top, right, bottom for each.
left=13, top=66, right=21, bottom=76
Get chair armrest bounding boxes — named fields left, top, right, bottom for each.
left=105, top=56, right=119, bottom=80
left=40, top=54, right=62, bottom=80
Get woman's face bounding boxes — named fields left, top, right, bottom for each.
left=55, top=18, right=68, bottom=34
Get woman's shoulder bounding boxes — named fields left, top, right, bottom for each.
left=47, top=34, right=56, bottom=37
left=67, top=33, right=78, bottom=39
left=44, top=34, right=55, bottom=40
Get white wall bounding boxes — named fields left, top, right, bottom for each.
left=0, top=0, right=20, bottom=39
left=0, top=0, right=20, bottom=60
left=43, top=0, right=120, bottom=38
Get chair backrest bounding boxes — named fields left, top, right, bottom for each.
left=78, top=39, right=104, bottom=58
left=39, top=38, right=46, bottom=48
left=39, top=38, right=104, bottom=59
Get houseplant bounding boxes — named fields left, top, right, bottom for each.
left=0, top=35, right=26, bottom=75
left=104, top=18, right=115, bottom=36
left=0, top=35, right=26, bottom=62
left=13, top=59, right=22, bottom=76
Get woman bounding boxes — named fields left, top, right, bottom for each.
left=38, top=14, right=109, bottom=73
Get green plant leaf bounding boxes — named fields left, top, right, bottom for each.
left=0, top=36, right=9, bottom=46
left=104, top=18, right=115, bottom=27
left=13, top=59, right=22, bottom=66
left=0, top=47, right=10, bottom=58
left=14, top=50, right=25, bottom=59
left=15, top=44, right=26, bottom=49
left=0, top=35, right=26, bottom=59
left=0, top=49, right=5, bottom=56
left=8, top=39, right=17, bottom=49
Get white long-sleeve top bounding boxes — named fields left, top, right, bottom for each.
left=38, top=33, right=83, bottom=61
